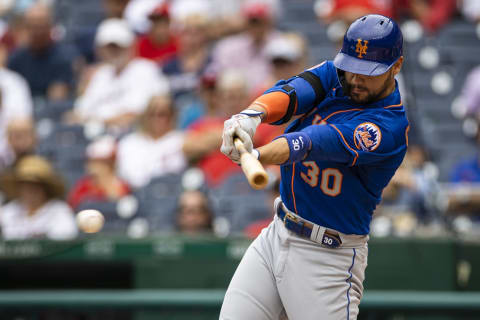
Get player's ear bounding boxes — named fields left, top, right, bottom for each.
left=391, top=56, right=403, bottom=76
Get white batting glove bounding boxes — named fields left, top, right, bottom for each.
left=221, top=110, right=263, bottom=163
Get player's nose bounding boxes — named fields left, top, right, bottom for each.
left=350, top=73, right=365, bottom=85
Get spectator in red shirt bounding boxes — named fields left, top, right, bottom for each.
left=389, top=0, right=456, bottom=33
left=135, top=2, right=178, bottom=65
left=316, top=0, right=455, bottom=38
left=68, top=136, right=130, bottom=210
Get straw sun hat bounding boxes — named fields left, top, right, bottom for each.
left=1, top=155, right=65, bottom=200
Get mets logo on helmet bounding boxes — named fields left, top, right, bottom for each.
left=355, top=39, right=368, bottom=58
left=354, top=122, right=382, bottom=152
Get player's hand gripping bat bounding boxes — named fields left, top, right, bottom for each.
left=234, top=138, right=269, bottom=190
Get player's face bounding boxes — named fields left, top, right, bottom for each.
left=343, top=58, right=403, bottom=104
left=344, top=69, right=394, bottom=104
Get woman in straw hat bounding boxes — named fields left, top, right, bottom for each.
left=0, top=155, right=78, bottom=240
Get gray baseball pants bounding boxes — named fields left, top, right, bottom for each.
left=220, top=204, right=368, bottom=320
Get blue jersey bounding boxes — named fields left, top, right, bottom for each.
left=269, top=61, right=409, bottom=235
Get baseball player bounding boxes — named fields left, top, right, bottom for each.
left=219, top=14, right=409, bottom=320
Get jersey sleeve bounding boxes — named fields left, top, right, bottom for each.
left=264, top=61, right=339, bottom=116
left=301, top=118, right=407, bottom=166
left=254, top=61, right=339, bottom=124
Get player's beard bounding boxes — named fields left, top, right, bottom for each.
left=344, top=72, right=394, bottom=105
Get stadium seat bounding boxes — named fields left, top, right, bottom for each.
left=212, top=193, right=271, bottom=233
left=133, top=175, right=185, bottom=232
left=135, top=195, right=178, bottom=232
left=436, top=19, right=479, bottom=47
left=36, top=124, right=88, bottom=163
left=211, top=172, right=265, bottom=197
left=138, top=174, right=184, bottom=199
left=33, top=99, right=74, bottom=122
left=36, top=123, right=88, bottom=187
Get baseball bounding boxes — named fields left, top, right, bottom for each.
left=76, top=209, right=104, bottom=233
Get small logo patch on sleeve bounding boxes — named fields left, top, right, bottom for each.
left=354, top=122, right=382, bottom=152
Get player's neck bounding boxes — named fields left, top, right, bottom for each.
left=377, top=79, right=396, bottom=102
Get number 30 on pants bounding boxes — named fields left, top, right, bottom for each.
left=300, top=161, right=343, bottom=197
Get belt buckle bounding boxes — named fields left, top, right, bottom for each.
left=283, top=212, right=304, bottom=236
left=283, top=212, right=297, bottom=224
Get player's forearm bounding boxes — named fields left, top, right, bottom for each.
left=257, top=131, right=313, bottom=165
left=257, top=138, right=290, bottom=165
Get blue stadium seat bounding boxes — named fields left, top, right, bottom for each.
left=134, top=175, right=185, bottom=232
left=135, top=195, right=178, bottom=232
left=37, top=124, right=88, bottom=161
left=138, top=174, right=184, bottom=199
left=33, top=99, right=74, bottom=122
left=211, top=172, right=265, bottom=197
left=231, top=199, right=272, bottom=232
left=36, top=123, right=88, bottom=188
left=209, top=173, right=272, bottom=231
left=213, top=193, right=271, bottom=232
left=436, top=20, right=478, bottom=47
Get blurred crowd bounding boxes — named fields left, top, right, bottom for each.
left=0, top=0, right=480, bottom=241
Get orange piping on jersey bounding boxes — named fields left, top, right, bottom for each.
left=324, top=108, right=363, bottom=121
left=384, top=101, right=403, bottom=109
left=250, top=91, right=293, bottom=123
left=291, top=163, right=298, bottom=214
left=329, top=124, right=359, bottom=166
left=321, top=101, right=402, bottom=123
left=405, top=125, right=410, bottom=146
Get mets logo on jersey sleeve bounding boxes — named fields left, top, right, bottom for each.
left=354, top=122, right=382, bottom=152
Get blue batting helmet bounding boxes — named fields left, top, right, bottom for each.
left=333, top=14, right=403, bottom=76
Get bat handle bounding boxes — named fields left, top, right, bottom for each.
left=234, top=138, right=247, bottom=154
left=233, top=138, right=269, bottom=190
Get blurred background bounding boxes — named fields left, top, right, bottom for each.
left=0, top=0, right=479, bottom=319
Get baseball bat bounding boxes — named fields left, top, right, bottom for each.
left=234, top=138, right=269, bottom=190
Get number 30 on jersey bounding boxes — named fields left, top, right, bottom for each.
left=300, top=161, right=343, bottom=197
